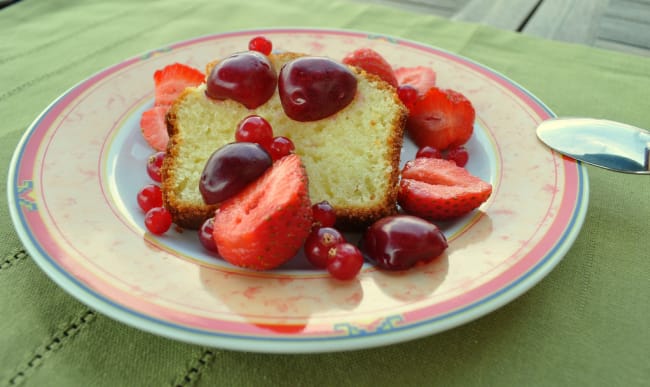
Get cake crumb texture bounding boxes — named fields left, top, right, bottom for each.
left=163, top=53, right=407, bottom=229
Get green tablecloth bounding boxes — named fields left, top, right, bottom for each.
left=1, top=0, right=649, bottom=385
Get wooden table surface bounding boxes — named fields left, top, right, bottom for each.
left=352, top=0, right=650, bottom=56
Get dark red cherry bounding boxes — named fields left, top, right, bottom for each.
left=361, top=215, right=447, bottom=270
left=205, top=51, right=277, bottom=109
left=278, top=57, right=357, bottom=121
left=199, top=142, right=272, bottom=204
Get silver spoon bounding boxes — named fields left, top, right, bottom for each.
left=536, top=118, right=650, bottom=174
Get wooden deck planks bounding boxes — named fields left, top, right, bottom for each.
left=606, top=0, right=650, bottom=23
left=452, top=0, right=540, bottom=31
left=349, top=0, right=650, bottom=56
left=523, top=0, right=650, bottom=55
left=596, top=0, right=650, bottom=51
left=349, top=0, right=469, bottom=17
left=598, top=17, right=650, bottom=50
left=521, top=0, right=610, bottom=44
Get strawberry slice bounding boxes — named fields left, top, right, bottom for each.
left=140, top=63, right=204, bottom=150
left=212, top=154, right=313, bottom=270
left=395, top=66, right=437, bottom=96
left=153, top=63, right=204, bottom=107
left=406, top=86, right=475, bottom=150
left=139, top=106, right=169, bottom=152
left=398, top=158, right=492, bottom=220
left=342, top=48, right=398, bottom=88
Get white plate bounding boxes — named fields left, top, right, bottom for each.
left=7, top=28, right=588, bottom=353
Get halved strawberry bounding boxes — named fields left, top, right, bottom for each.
left=212, top=154, right=313, bottom=270
left=153, top=63, right=204, bottom=107
left=406, top=86, right=475, bottom=150
left=394, top=66, right=437, bottom=96
left=342, top=48, right=398, bottom=88
left=398, top=158, right=492, bottom=220
left=140, top=106, right=168, bottom=151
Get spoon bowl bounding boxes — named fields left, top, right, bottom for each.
left=536, top=118, right=650, bottom=174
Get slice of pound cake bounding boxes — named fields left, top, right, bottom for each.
left=162, top=52, right=407, bottom=229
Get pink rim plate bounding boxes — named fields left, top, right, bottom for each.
left=7, top=28, right=588, bottom=353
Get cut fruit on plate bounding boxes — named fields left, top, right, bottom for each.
left=7, top=28, right=588, bottom=354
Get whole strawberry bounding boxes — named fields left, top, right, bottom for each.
left=398, top=158, right=492, bottom=220
left=212, top=154, right=313, bottom=270
left=406, top=86, right=475, bottom=151
left=342, top=48, right=398, bottom=88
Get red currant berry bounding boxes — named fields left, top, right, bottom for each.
left=445, top=146, right=469, bottom=167
left=415, top=145, right=443, bottom=160
left=235, top=115, right=274, bottom=147
left=248, top=36, right=273, bottom=56
left=146, top=151, right=165, bottom=182
left=304, top=227, right=345, bottom=269
left=198, top=217, right=218, bottom=253
left=311, top=201, right=336, bottom=228
left=397, top=84, right=418, bottom=111
left=137, top=184, right=163, bottom=212
left=144, top=206, right=172, bottom=235
left=266, top=136, right=295, bottom=161
left=327, top=242, right=364, bottom=280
